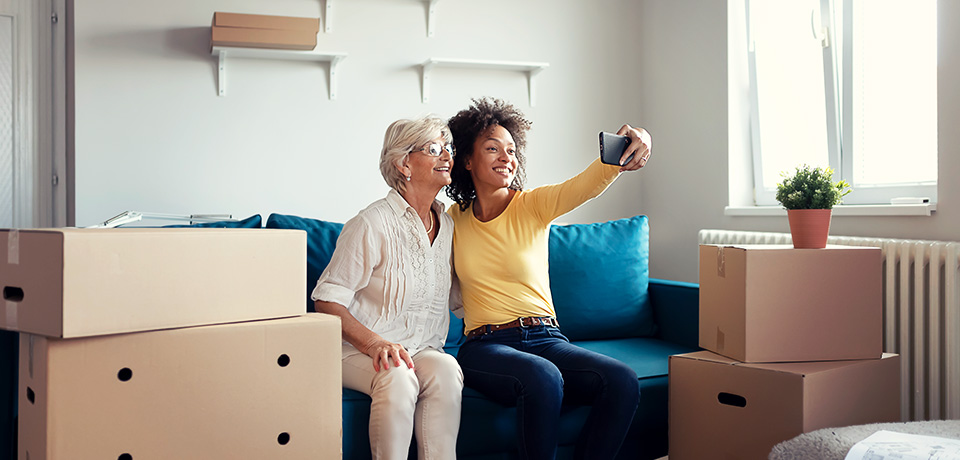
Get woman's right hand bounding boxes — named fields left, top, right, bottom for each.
left=314, top=300, right=416, bottom=373
left=364, top=340, right=415, bottom=372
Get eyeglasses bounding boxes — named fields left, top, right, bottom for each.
left=414, top=142, right=456, bottom=157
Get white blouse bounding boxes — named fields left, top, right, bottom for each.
left=311, top=189, right=454, bottom=358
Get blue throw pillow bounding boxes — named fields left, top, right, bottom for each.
left=265, top=214, right=344, bottom=312
left=548, top=215, right=656, bottom=341
left=162, top=214, right=262, bottom=228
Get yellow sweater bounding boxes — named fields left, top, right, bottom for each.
left=448, top=158, right=621, bottom=333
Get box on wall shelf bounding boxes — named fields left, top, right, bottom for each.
left=698, top=244, right=882, bottom=363
left=19, top=313, right=342, bottom=460
left=0, top=228, right=307, bottom=338
left=213, top=12, right=320, bottom=32
left=669, top=351, right=900, bottom=460
left=211, top=12, right=319, bottom=51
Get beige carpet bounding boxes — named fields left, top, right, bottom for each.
left=768, top=420, right=960, bottom=460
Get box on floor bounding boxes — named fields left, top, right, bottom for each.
left=698, top=244, right=882, bottom=363
left=669, top=351, right=900, bottom=460
left=19, top=314, right=341, bottom=460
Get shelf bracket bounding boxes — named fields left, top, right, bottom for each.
left=527, top=67, right=545, bottom=107
left=324, top=0, right=333, bottom=33
left=218, top=49, right=227, bottom=96
left=328, top=55, right=345, bottom=100
left=427, top=0, right=439, bottom=38
left=421, top=61, right=435, bottom=103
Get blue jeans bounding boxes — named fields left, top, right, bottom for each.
left=457, top=325, right=640, bottom=460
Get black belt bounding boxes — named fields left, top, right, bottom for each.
left=465, top=317, right=559, bottom=339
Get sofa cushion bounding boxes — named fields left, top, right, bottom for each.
left=548, top=215, right=656, bottom=341
left=265, top=213, right=344, bottom=312
left=161, top=214, right=262, bottom=228
left=573, top=337, right=697, bottom=379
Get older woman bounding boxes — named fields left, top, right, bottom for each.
left=313, top=115, right=462, bottom=460
left=446, top=98, right=652, bottom=460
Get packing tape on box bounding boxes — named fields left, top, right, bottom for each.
left=5, top=301, right=16, bottom=329
left=716, top=246, right=725, bottom=278
left=7, top=229, right=19, bottom=265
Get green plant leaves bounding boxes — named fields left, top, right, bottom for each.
left=775, top=165, right=852, bottom=209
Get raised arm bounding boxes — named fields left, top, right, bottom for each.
left=528, top=124, right=652, bottom=222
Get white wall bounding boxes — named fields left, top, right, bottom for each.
left=639, top=0, right=960, bottom=283
left=73, top=0, right=647, bottom=229
left=74, top=0, right=960, bottom=285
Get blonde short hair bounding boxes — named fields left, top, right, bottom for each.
left=379, top=116, right=453, bottom=193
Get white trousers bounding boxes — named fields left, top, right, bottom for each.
left=342, top=347, right=463, bottom=460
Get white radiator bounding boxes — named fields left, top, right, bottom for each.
left=698, top=229, right=960, bottom=422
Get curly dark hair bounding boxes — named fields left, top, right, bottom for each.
left=446, top=97, right=532, bottom=211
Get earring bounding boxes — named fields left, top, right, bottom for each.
left=405, top=175, right=411, bottom=182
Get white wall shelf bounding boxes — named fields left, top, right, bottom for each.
left=420, top=58, right=549, bottom=106
left=211, top=46, right=347, bottom=99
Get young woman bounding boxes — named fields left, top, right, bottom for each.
left=446, top=98, right=652, bottom=460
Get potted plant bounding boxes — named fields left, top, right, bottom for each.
left=776, top=165, right=851, bottom=249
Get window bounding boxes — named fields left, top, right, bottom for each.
left=745, top=0, right=937, bottom=206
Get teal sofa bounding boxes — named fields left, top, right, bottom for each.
left=0, top=213, right=699, bottom=460
left=265, top=213, right=700, bottom=460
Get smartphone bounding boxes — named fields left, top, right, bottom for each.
left=599, top=132, right=633, bottom=166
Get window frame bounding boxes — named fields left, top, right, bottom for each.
left=745, top=0, right=938, bottom=207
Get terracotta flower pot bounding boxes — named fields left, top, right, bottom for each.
left=787, top=209, right=832, bottom=249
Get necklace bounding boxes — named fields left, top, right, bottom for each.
left=424, top=210, right=434, bottom=234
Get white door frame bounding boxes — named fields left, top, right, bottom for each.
left=0, top=0, right=67, bottom=228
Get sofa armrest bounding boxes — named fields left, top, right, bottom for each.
left=649, top=278, right=700, bottom=349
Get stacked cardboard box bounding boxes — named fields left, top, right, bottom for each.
left=0, top=228, right=341, bottom=460
left=669, top=244, right=899, bottom=460
left=211, top=12, right=320, bottom=51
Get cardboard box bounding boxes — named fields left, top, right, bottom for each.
left=212, top=12, right=320, bottom=32
left=211, top=12, right=319, bottom=51
left=210, top=27, right=317, bottom=51
left=19, top=314, right=342, bottom=460
left=699, top=244, right=882, bottom=362
left=669, top=351, right=900, bottom=460
left=0, top=228, right=306, bottom=338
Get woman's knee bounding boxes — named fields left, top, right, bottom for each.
left=518, top=360, right=564, bottom=399
left=418, top=353, right=465, bottom=399
left=371, top=366, right=420, bottom=404
left=604, top=361, right=640, bottom=402
left=433, top=352, right=465, bottom=384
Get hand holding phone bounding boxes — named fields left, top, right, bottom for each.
left=599, top=132, right=633, bottom=166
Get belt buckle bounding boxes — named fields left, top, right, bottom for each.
left=519, top=316, right=547, bottom=329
